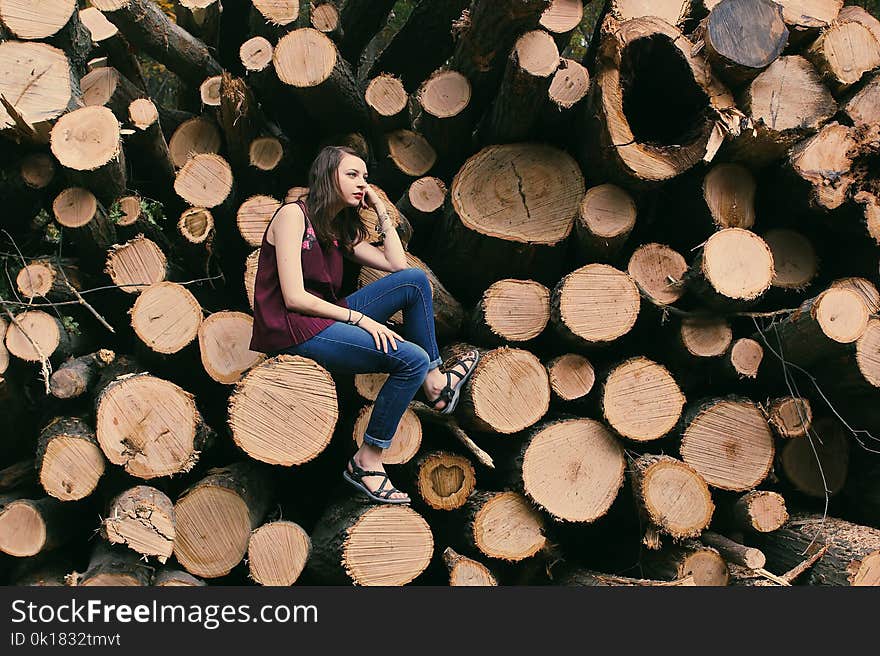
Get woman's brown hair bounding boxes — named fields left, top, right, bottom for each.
left=305, top=146, right=369, bottom=253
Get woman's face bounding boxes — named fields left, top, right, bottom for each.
left=335, top=154, right=368, bottom=207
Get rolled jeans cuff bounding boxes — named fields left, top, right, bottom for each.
left=362, top=431, right=393, bottom=450
left=427, top=356, right=442, bottom=371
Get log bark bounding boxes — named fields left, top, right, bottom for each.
left=69, top=542, right=151, bottom=586
left=574, top=184, right=636, bottom=264
left=174, top=0, right=222, bottom=49
left=153, top=568, right=205, bottom=586
left=358, top=0, right=471, bottom=92
left=35, top=416, right=105, bottom=502
left=79, top=6, right=147, bottom=90
left=52, top=187, right=118, bottom=258
left=679, top=396, right=775, bottom=491
left=102, top=485, right=175, bottom=562
left=81, top=66, right=144, bottom=121
left=642, top=541, right=730, bottom=585
left=412, top=69, right=472, bottom=176
left=248, top=520, right=311, bottom=585
left=395, top=176, right=446, bottom=255
left=479, top=30, right=560, bottom=144
left=126, top=98, right=176, bottom=203
left=0, top=493, right=81, bottom=557
left=558, top=568, right=696, bottom=586
left=228, top=355, right=338, bottom=466
left=90, top=0, right=222, bottom=87
left=50, top=349, right=116, bottom=400
left=173, top=461, right=271, bottom=579
left=308, top=497, right=433, bottom=585
left=755, top=513, right=880, bottom=586
left=778, top=415, right=849, bottom=498
left=338, top=0, right=396, bottom=65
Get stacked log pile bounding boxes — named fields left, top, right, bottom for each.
left=1, top=0, right=880, bottom=587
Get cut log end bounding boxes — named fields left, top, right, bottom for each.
left=418, top=70, right=471, bottom=119
left=578, top=184, right=636, bottom=239
left=344, top=505, right=433, bottom=586
left=354, top=372, right=388, bottom=401
left=52, top=187, right=97, bottom=228
left=50, top=106, right=121, bottom=172
left=174, top=486, right=250, bottom=578
left=523, top=419, right=624, bottom=522
left=813, top=288, right=869, bottom=344
left=386, top=129, right=436, bottom=177
left=514, top=30, right=560, bottom=78
left=472, top=492, right=546, bottom=561
left=311, top=3, right=340, bottom=33
left=105, top=236, right=168, bottom=294
left=856, top=319, right=880, bottom=387
left=734, top=490, right=789, bottom=533
left=540, top=0, right=584, bottom=34
left=764, top=229, right=817, bottom=290
left=353, top=405, right=421, bottom=465
left=444, top=547, right=497, bottom=586
left=681, top=315, right=733, bottom=358
left=96, top=373, right=204, bottom=479
left=20, top=153, right=56, bottom=189
left=116, top=195, right=142, bottom=226
left=729, top=338, right=763, bottom=377
left=103, top=486, right=175, bottom=561
left=408, top=177, right=446, bottom=213
left=39, top=436, right=105, bottom=502
left=131, top=282, right=202, bottom=355
left=780, top=417, right=849, bottom=498
left=128, top=98, right=158, bottom=130
left=16, top=262, right=57, bottom=300
left=198, top=311, right=264, bottom=385
left=229, top=356, right=338, bottom=466
left=627, top=243, right=687, bottom=306
left=701, top=228, right=774, bottom=301
left=252, top=0, right=299, bottom=26
left=0, top=501, right=46, bottom=557
left=4, top=310, right=60, bottom=362
left=547, top=353, right=595, bottom=401
left=238, top=195, right=281, bottom=247
left=0, top=41, right=74, bottom=133
left=555, top=264, right=641, bottom=344
left=831, top=277, right=880, bottom=314
left=636, top=455, right=714, bottom=539
left=416, top=452, right=476, bottom=511
left=249, top=137, right=283, bottom=171
left=548, top=58, right=590, bottom=110
left=240, top=36, right=273, bottom=72
left=273, top=28, right=336, bottom=88
left=248, top=521, right=310, bottom=586
left=603, top=357, right=685, bottom=441
left=681, top=398, right=774, bottom=491
left=174, top=153, right=233, bottom=208
left=0, top=0, right=76, bottom=40
left=479, top=279, right=550, bottom=342
left=703, top=163, right=756, bottom=230
left=199, top=75, right=222, bottom=107
left=169, top=117, right=222, bottom=169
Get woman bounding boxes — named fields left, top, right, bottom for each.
left=249, top=146, right=479, bottom=504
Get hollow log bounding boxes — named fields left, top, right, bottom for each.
left=95, top=371, right=213, bottom=479
left=443, top=547, right=497, bottom=586
left=581, top=15, right=740, bottom=185
left=273, top=28, right=369, bottom=132
left=102, top=485, right=175, bottom=562
left=428, top=144, right=583, bottom=303
left=468, top=279, right=550, bottom=346
left=358, top=0, right=470, bottom=92
left=35, top=416, right=105, bottom=502
left=50, top=107, right=126, bottom=204
left=248, top=520, right=311, bottom=586
left=512, top=418, right=625, bottom=523
left=357, top=252, right=464, bottom=343
left=730, top=490, right=789, bottom=533
left=352, top=404, right=421, bottom=466
left=755, top=513, right=880, bottom=586
left=90, top=0, right=222, bottom=87
left=686, top=228, right=774, bottom=309
left=459, top=490, right=546, bottom=562
left=401, top=451, right=476, bottom=512
left=479, top=30, right=560, bottom=144
left=679, top=396, right=775, bottom=491
left=630, top=454, right=713, bottom=542
left=442, top=343, right=550, bottom=435
left=173, top=461, right=271, bottom=579
left=551, top=263, right=641, bottom=348
left=228, top=355, right=338, bottom=466
left=197, top=311, right=264, bottom=385
left=308, top=497, right=433, bottom=585
left=69, top=542, right=151, bottom=586
left=574, top=184, right=636, bottom=264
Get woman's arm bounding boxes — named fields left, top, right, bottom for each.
left=346, top=186, right=408, bottom=272
left=274, top=204, right=353, bottom=323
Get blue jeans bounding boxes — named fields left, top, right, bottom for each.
left=280, top=268, right=442, bottom=449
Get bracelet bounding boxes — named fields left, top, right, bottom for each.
left=353, top=312, right=363, bottom=326
left=346, top=308, right=352, bottom=324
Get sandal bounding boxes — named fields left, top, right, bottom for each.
left=343, top=457, right=411, bottom=505
left=422, top=349, right=480, bottom=415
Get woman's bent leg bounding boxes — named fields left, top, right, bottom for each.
left=285, top=322, right=430, bottom=448
left=345, top=268, right=442, bottom=371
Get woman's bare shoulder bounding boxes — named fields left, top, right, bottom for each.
left=267, top=202, right=305, bottom=246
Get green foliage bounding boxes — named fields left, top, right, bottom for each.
left=60, top=316, right=81, bottom=336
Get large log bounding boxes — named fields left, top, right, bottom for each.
left=4, top=309, right=90, bottom=364
left=104, top=235, right=170, bottom=294
left=90, top=0, right=222, bottom=87
left=308, top=497, right=433, bottom=585
left=805, top=11, right=880, bottom=94
left=778, top=415, right=849, bottom=498
left=228, top=356, right=338, bottom=466
left=0, top=0, right=91, bottom=74
left=173, top=461, right=271, bottom=579
left=352, top=404, right=421, bottom=465
left=130, top=282, right=203, bottom=356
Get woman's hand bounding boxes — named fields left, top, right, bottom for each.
left=361, top=185, right=385, bottom=214
left=355, top=314, right=405, bottom=352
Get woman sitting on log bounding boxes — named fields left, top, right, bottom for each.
left=249, top=146, right=479, bottom=504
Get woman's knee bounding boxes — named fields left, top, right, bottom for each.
left=393, top=267, right=430, bottom=291
left=392, top=343, right=430, bottom=376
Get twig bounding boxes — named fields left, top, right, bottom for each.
left=753, top=568, right=792, bottom=586
left=410, top=401, right=494, bottom=468
left=780, top=545, right=829, bottom=584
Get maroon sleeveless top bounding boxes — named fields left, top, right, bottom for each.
left=249, top=200, right=348, bottom=353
